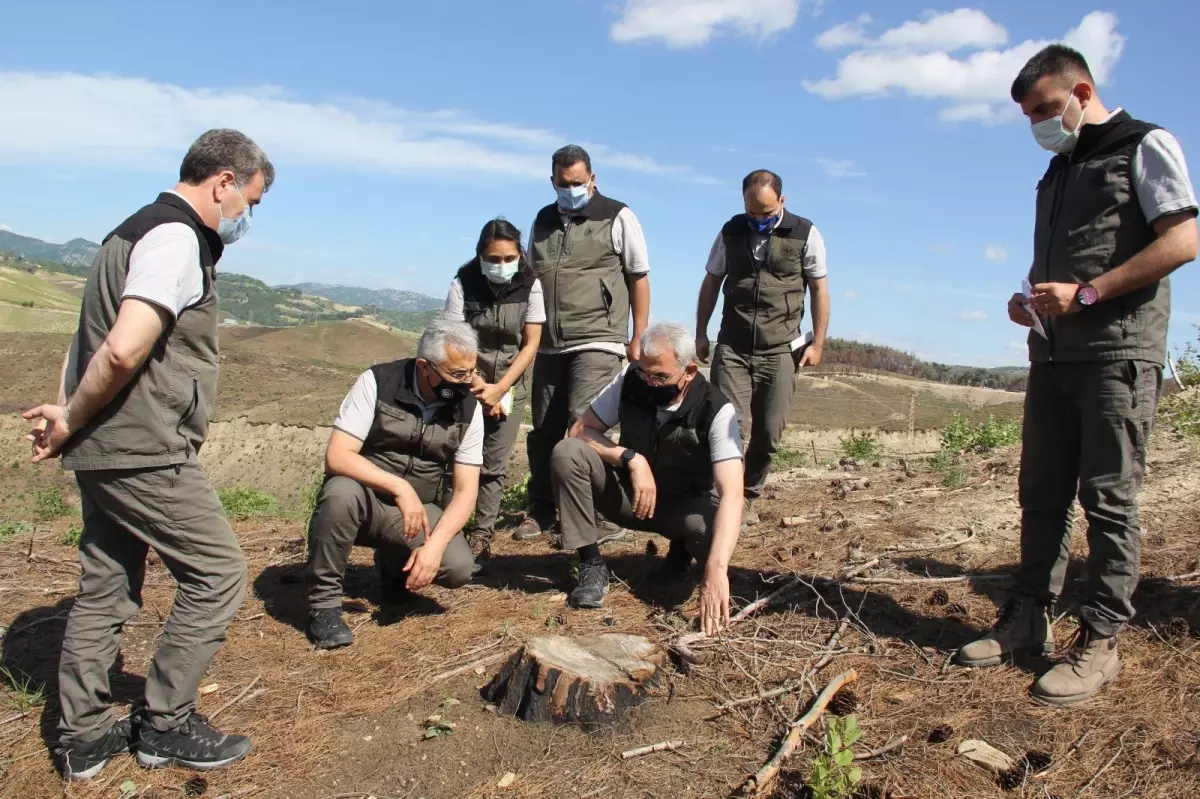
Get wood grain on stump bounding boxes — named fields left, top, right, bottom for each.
left=482, top=634, right=667, bottom=728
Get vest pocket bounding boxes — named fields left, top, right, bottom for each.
left=175, top=378, right=199, bottom=455
left=600, top=277, right=614, bottom=322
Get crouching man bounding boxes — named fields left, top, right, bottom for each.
left=551, top=322, right=744, bottom=634
left=304, top=319, right=484, bottom=648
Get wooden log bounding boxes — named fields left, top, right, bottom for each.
left=482, top=634, right=667, bottom=729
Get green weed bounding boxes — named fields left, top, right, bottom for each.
left=61, top=522, right=84, bottom=548
left=774, top=447, right=807, bottom=471
left=0, top=521, right=33, bottom=541
left=499, top=474, right=530, bottom=514
left=838, top=429, right=882, bottom=461
left=0, top=665, right=47, bottom=713
left=35, top=487, right=72, bottom=520
left=940, top=414, right=1021, bottom=453
left=808, top=715, right=863, bottom=799
left=218, top=487, right=279, bottom=520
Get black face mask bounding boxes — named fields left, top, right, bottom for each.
left=434, top=377, right=473, bottom=402
left=634, top=367, right=683, bottom=407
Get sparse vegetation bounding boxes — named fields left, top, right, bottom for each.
left=838, top=430, right=882, bottom=461
left=61, top=522, right=83, bottom=547
left=808, top=714, right=863, bottom=798
left=0, top=665, right=47, bottom=713
left=931, top=450, right=969, bottom=488
left=35, top=486, right=72, bottom=520
left=774, top=447, right=807, bottom=471
left=939, top=413, right=1021, bottom=453
left=219, top=487, right=280, bottom=520
left=0, top=521, right=33, bottom=540
left=499, top=474, right=530, bottom=514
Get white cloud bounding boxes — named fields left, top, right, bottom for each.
left=985, top=244, right=1009, bottom=262
left=959, top=310, right=989, bottom=321
left=815, top=14, right=872, bottom=50
left=611, top=0, right=800, bottom=48
left=0, top=223, right=11, bottom=232
left=0, top=72, right=713, bottom=184
left=814, top=157, right=867, bottom=178
left=1007, top=340, right=1027, bottom=351
left=804, top=11, right=1125, bottom=124
left=844, top=288, right=859, bottom=300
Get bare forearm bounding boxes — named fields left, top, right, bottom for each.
left=67, top=343, right=140, bottom=430
left=809, top=283, right=831, bottom=348
left=708, top=476, right=743, bottom=574
left=574, top=426, right=627, bottom=468
left=628, top=275, right=650, bottom=340
left=56, top=348, right=71, bottom=406
left=326, top=448, right=402, bottom=497
left=1093, top=227, right=1197, bottom=302
left=696, top=274, right=721, bottom=337
left=494, top=339, right=538, bottom=395
left=429, top=481, right=476, bottom=546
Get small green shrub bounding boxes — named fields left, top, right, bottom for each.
left=774, top=447, right=806, bottom=471
left=499, top=474, right=530, bottom=514
left=808, top=715, right=863, bottom=798
left=0, top=521, right=33, bottom=540
left=35, top=487, right=72, bottom=520
left=838, top=429, right=881, bottom=461
left=61, top=522, right=84, bottom=547
left=218, top=487, right=279, bottom=520
left=940, top=414, right=1021, bottom=453
left=931, top=450, right=969, bottom=488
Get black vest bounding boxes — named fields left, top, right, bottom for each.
left=360, top=359, right=479, bottom=504
left=617, top=371, right=728, bottom=498
left=456, top=260, right=534, bottom=390
left=717, top=210, right=813, bottom=355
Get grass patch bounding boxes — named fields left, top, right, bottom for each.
left=930, top=450, right=969, bottom=488
left=0, top=520, right=33, bottom=540
left=218, top=487, right=280, bottom=520
left=0, top=665, right=47, bottom=713
left=838, top=429, right=882, bottom=461
left=774, top=447, right=807, bottom=471
left=35, top=486, right=72, bottom=520
left=61, top=522, right=83, bottom=547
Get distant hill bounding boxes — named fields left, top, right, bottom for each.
left=278, top=282, right=443, bottom=312
left=0, top=230, right=100, bottom=267
left=820, top=338, right=1027, bottom=391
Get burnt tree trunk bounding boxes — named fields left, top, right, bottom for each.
left=482, top=634, right=667, bottom=729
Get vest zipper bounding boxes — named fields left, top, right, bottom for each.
left=553, top=219, right=572, bottom=345
left=749, top=236, right=762, bottom=355
left=1041, top=160, right=1071, bottom=361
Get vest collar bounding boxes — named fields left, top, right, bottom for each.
left=458, top=258, right=536, bottom=303
left=557, top=190, right=616, bottom=222
left=1067, top=110, right=1145, bottom=164
left=154, top=192, right=225, bottom=267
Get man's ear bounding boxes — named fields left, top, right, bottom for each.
left=684, top=362, right=700, bottom=377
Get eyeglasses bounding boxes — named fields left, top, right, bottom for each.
left=634, top=365, right=682, bottom=386
left=434, top=364, right=477, bottom=383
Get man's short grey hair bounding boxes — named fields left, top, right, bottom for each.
left=552, top=144, right=592, bottom=175
left=179, top=129, right=276, bottom=190
left=419, top=317, right=478, bottom=363
left=641, top=322, right=696, bottom=366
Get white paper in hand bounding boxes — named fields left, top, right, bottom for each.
left=1021, top=279, right=1048, bottom=339
left=499, top=390, right=513, bottom=417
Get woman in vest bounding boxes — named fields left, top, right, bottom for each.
left=443, top=218, right=546, bottom=559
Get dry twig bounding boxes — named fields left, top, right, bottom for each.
left=855, top=735, right=908, bottom=761
left=1034, top=730, right=1089, bottom=779
left=620, top=740, right=685, bottom=759
left=741, top=668, right=859, bottom=796
left=1079, top=727, right=1135, bottom=794
left=210, top=674, right=262, bottom=721
left=429, top=651, right=505, bottom=684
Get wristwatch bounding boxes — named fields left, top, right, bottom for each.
left=1076, top=283, right=1099, bottom=307
left=619, top=448, right=637, bottom=469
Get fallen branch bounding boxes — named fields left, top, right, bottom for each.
left=855, top=735, right=908, bottom=761
left=209, top=675, right=261, bottom=721
left=849, top=572, right=1009, bottom=585
left=883, top=528, right=975, bottom=555
left=0, top=712, right=28, bottom=726
left=1079, top=727, right=1135, bottom=795
left=742, top=668, right=859, bottom=796
left=1034, top=730, right=1089, bottom=779
left=620, top=740, right=685, bottom=760
left=429, top=651, right=506, bottom=685
left=1167, top=570, right=1200, bottom=581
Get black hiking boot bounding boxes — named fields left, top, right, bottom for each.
left=136, top=714, right=251, bottom=772
left=654, top=539, right=693, bottom=583
left=307, top=607, right=353, bottom=649
left=57, top=718, right=134, bottom=780
left=569, top=558, right=611, bottom=609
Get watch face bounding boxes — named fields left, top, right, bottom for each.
left=1079, top=286, right=1099, bottom=306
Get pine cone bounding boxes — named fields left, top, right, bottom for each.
left=1021, top=750, right=1052, bottom=773
left=997, top=768, right=1023, bottom=791
left=928, top=589, right=950, bottom=606
left=827, top=688, right=859, bottom=716
left=183, top=777, right=209, bottom=798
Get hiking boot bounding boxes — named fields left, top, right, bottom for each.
left=569, top=558, right=611, bottom=609
left=307, top=607, right=353, bottom=649
left=955, top=597, right=1054, bottom=668
left=513, top=512, right=551, bottom=541
left=1031, top=629, right=1120, bottom=706
left=136, top=714, right=251, bottom=771
left=57, top=718, right=134, bottom=780
left=596, top=519, right=629, bottom=546
left=654, top=539, right=693, bottom=583
left=467, top=529, right=493, bottom=562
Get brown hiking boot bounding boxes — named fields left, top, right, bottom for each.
left=955, top=597, right=1054, bottom=668
left=512, top=510, right=553, bottom=541
left=1031, top=629, right=1120, bottom=706
left=467, top=529, right=492, bottom=562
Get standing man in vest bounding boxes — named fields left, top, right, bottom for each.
left=23, top=130, right=272, bottom=779
left=513, top=145, right=652, bottom=543
left=956, top=46, right=1197, bottom=704
left=305, top=319, right=483, bottom=649
left=695, top=170, right=830, bottom=527
left=550, top=323, right=744, bottom=630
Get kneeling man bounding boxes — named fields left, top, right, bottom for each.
left=552, top=322, right=744, bottom=634
left=305, top=319, right=483, bottom=648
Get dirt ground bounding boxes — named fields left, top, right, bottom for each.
left=2, top=427, right=1198, bottom=799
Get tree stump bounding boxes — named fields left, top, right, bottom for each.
left=482, top=634, right=667, bottom=729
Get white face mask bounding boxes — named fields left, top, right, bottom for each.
left=481, top=258, right=519, bottom=283
left=1031, top=94, right=1085, bottom=155
left=217, top=183, right=253, bottom=244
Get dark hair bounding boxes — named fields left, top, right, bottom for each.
left=742, top=169, right=783, bottom=198
left=180, top=128, right=275, bottom=190
left=475, top=217, right=524, bottom=257
left=552, top=144, right=592, bottom=175
left=1011, top=45, right=1094, bottom=103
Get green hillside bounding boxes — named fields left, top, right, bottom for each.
left=0, top=262, right=83, bottom=333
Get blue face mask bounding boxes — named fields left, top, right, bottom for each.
left=556, top=184, right=591, bottom=212
left=481, top=259, right=520, bottom=284
left=217, top=183, right=253, bottom=245
left=748, top=215, right=778, bottom=234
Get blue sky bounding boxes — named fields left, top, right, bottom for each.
left=1, top=0, right=1198, bottom=367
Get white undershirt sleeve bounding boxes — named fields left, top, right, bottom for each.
left=709, top=403, right=745, bottom=462
left=455, top=404, right=485, bottom=465
left=443, top=278, right=466, bottom=321
left=1134, top=130, right=1199, bottom=223
left=612, top=207, right=651, bottom=275
left=332, top=370, right=379, bottom=441
left=121, top=223, right=204, bottom=318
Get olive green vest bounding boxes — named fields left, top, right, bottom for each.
left=529, top=193, right=629, bottom=348
left=456, top=261, right=533, bottom=399
left=361, top=359, right=478, bottom=504
left=1029, top=111, right=1170, bottom=364
left=716, top=211, right=813, bottom=356
left=617, top=370, right=727, bottom=499
left=62, top=193, right=224, bottom=471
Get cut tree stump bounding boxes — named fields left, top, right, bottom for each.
left=482, top=634, right=667, bottom=729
